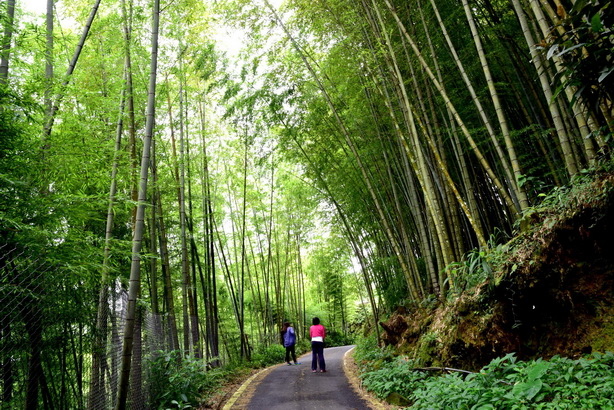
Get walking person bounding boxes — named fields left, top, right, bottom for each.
left=310, top=317, right=326, bottom=373
left=282, top=321, right=299, bottom=365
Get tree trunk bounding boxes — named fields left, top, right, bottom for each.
left=1, top=254, right=14, bottom=403
left=0, top=0, right=16, bottom=85
left=1, top=316, right=13, bottom=403
left=198, top=98, right=220, bottom=365
left=528, top=0, right=597, bottom=165
left=89, top=83, right=126, bottom=410
left=155, top=187, right=180, bottom=351
left=167, top=78, right=192, bottom=355
left=179, top=77, right=200, bottom=356
left=129, top=306, right=143, bottom=410
left=239, top=131, right=249, bottom=359
left=24, top=302, right=44, bottom=410
left=115, top=0, right=160, bottom=406
left=380, top=0, right=519, bottom=218
left=185, top=141, right=202, bottom=359
left=43, top=0, right=54, bottom=153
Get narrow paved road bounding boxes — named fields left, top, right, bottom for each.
left=226, top=345, right=374, bottom=409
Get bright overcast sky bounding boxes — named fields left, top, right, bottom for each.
left=20, top=0, right=284, bottom=15
left=22, top=0, right=46, bottom=15
left=17, top=0, right=284, bottom=61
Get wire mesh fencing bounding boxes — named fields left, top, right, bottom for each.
left=0, top=244, right=168, bottom=409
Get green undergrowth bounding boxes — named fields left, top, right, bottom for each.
left=354, top=336, right=614, bottom=409
left=148, top=350, right=234, bottom=409
left=250, top=343, right=287, bottom=367
left=146, top=347, right=281, bottom=409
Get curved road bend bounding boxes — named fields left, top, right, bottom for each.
left=225, top=345, right=375, bottom=409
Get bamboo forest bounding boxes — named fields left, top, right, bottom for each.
left=0, top=0, right=612, bottom=408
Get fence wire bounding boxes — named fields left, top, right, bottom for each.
left=0, top=244, right=168, bottom=409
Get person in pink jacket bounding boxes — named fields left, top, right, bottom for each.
left=309, top=317, right=326, bottom=373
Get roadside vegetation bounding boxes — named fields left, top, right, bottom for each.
left=353, top=164, right=614, bottom=408
left=146, top=347, right=288, bottom=408
left=355, top=335, right=614, bottom=408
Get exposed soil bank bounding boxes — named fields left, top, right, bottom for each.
left=380, top=171, right=614, bottom=371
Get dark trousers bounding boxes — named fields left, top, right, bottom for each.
left=285, top=344, right=296, bottom=363
left=311, top=341, right=325, bottom=371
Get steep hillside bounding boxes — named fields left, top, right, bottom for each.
left=380, top=169, right=614, bottom=371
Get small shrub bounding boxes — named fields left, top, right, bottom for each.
left=353, top=334, right=396, bottom=373
left=250, top=343, right=286, bottom=367
left=325, top=330, right=354, bottom=347
left=296, top=337, right=311, bottom=354
left=446, top=248, right=496, bottom=296
left=147, top=350, right=226, bottom=409
left=361, top=356, right=426, bottom=402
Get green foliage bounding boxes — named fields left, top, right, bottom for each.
left=296, top=338, right=312, bottom=355
left=347, top=303, right=375, bottom=335
left=372, top=256, right=409, bottom=311
left=445, top=248, right=495, bottom=296
left=412, top=352, right=614, bottom=408
left=517, top=166, right=613, bottom=233
left=545, top=0, right=613, bottom=110
left=4, top=0, right=610, bottom=407
left=353, top=334, right=396, bottom=372
left=304, top=232, right=355, bottom=333
left=148, top=351, right=227, bottom=409
left=355, top=343, right=614, bottom=409
left=361, top=357, right=427, bottom=402
left=354, top=335, right=424, bottom=402
left=250, top=343, right=286, bottom=368
left=325, top=330, right=355, bottom=347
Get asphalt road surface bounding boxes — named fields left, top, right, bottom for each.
left=232, top=345, right=374, bottom=409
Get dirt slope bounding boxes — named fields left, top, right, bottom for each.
left=380, top=171, right=614, bottom=371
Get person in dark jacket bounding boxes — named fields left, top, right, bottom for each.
left=281, top=321, right=299, bottom=365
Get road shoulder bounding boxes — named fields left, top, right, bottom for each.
left=343, top=347, right=396, bottom=410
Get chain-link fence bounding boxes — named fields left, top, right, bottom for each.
left=0, top=244, right=170, bottom=409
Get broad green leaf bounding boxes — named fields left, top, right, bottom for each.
left=527, top=361, right=550, bottom=381
left=590, top=13, right=603, bottom=32
left=512, top=379, right=543, bottom=400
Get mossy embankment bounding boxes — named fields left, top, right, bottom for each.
left=380, top=169, right=614, bottom=371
